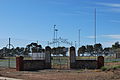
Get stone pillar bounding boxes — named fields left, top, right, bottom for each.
left=70, top=46, right=76, bottom=69
left=116, top=52, right=120, bottom=58
left=16, top=56, right=24, bottom=71
left=97, top=56, right=104, bottom=69
left=45, top=46, right=51, bottom=69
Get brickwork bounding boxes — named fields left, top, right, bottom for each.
left=75, top=60, right=97, bottom=69
left=97, top=56, right=104, bottom=69
left=16, top=57, right=45, bottom=71
left=16, top=56, right=23, bottom=71
left=70, top=46, right=76, bottom=69
left=23, top=60, right=45, bottom=71
left=16, top=47, right=104, bottom=71
left=45, top=46, right=51, bottom=69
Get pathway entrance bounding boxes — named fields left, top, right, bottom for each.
left=51, top=47, right=70, bottom=69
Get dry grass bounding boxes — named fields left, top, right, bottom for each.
left=0, top=67, right=120, bottom=80
left=0, top=57, right=120, bottom=80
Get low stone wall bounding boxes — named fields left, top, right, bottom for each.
left=70, top=56, right=104, bottom=69
left=23, top=60, right=45, bottom=71
left=75, top=60, right=97, bottom=69
left=16, top=56, right=46, bottom=71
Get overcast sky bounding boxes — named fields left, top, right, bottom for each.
left=0, top=0, right=120, bottom=48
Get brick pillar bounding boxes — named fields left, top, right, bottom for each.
left=45, top=46, right=51, bottom=69
left=70, top=46, right=76, bottom=69
left=97, top=56, right=104, bottom=69
left=16, top=56, right=24, bottom=71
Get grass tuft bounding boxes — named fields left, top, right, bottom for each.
left=101, top=65, right=120, bottom=71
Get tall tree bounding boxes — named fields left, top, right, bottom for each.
left=103, top=47, right=111, bottom=56
left=112, top=42, right=120, bottom=49
left=26, top=43, right=42, bottom=53
left=94, top=43, right=103, bottom=56
left=86, top=45, right=94, bottom=56
left=78, top=46, right=86, bottom=56
left=51, top=47, right=67, bottom=56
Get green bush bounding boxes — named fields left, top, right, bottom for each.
left=101, top=66, right=109, bottom=71
left=113, top=65, right=120, bottom=69
left=101, top=65, right=120, bottom=71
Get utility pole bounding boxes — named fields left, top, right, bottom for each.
left=94, top=8, right=97, bottom=57
left=8, top=38, right=11, bottom=68
left=78, top=29, right=81, bottom=47
left=53, top=25, right=56, bottom=47
left=55, top=29, right=58, bottom=46
left=94, top=8, right=97, bottom=44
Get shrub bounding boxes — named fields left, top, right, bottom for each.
left=101, top=66, right=109, bottom=71
left=113, top=65, right=120, bottom=69
left=101, top=65, right=120, bottom=71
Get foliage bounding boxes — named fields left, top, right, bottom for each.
left=101, top=66, right=109, bottom=71
left=51, top=47, right=67, bottom=56
left=1, top=41, right=120, bottom=57
left=112, top=41, right=120, bottom=49
left=0, top=42, right=43, bottom=57
left=94, top=43, right=103, bottom=54
left=101, top=65, right=120, bottom=71
left=103, top=47, right=112, bottom=56
left=78, top=46, right=86, bottom=56
left=86, top=45, right=94, bottom=56
left=78, top=43, right=103, bottom=56
left=26, top=42, right=42, bottom=53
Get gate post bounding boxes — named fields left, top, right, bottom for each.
left=45, top=46, right=51, bottom=69
left=70, top=46, right=76, bottom=69
left=16, top=56, right=23, bottom=71
left=97, top=56, right=104, bottom=69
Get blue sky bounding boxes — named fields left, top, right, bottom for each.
left=0, top=0, right=120, bottom=48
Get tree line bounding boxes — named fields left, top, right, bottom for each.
left=0, top=41, right=120, bottom=57
left=0, top=42, right=68, bottom=57
left=78, top=42, right=120, bottom=56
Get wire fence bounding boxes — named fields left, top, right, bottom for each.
left=0, top=38, right=49, bottom=68
left=104, top=55, right=120, bottom=67
left=0, top=57, right=16, bottom=68
left=0, top=38, right=120, bottom=69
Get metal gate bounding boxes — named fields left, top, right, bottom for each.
left=51, top=56, right=70, bottom=69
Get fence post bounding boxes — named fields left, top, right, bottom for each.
left=70, top=46, right=76, bottom=69
left=45, top=46, right=51, bottom=69
left=16, top=56, right=23, bottom=71
left=97, top=56, right=104, bottom=69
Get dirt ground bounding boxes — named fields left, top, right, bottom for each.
left=0, top=67, right=120, bottom=80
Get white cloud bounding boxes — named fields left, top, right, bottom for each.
left=110, top=8, right=120, bottom=12
left=102, top=41, right=115, bottom=47
left=96, top=2, right=120, bottom=7
left=102, top=35, right=120, bottom=39
left=111, top=20, right=120, bottom=23
left=87, top=36, right=95, bottom=39
left=95, top=2, right=120, bottom=13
